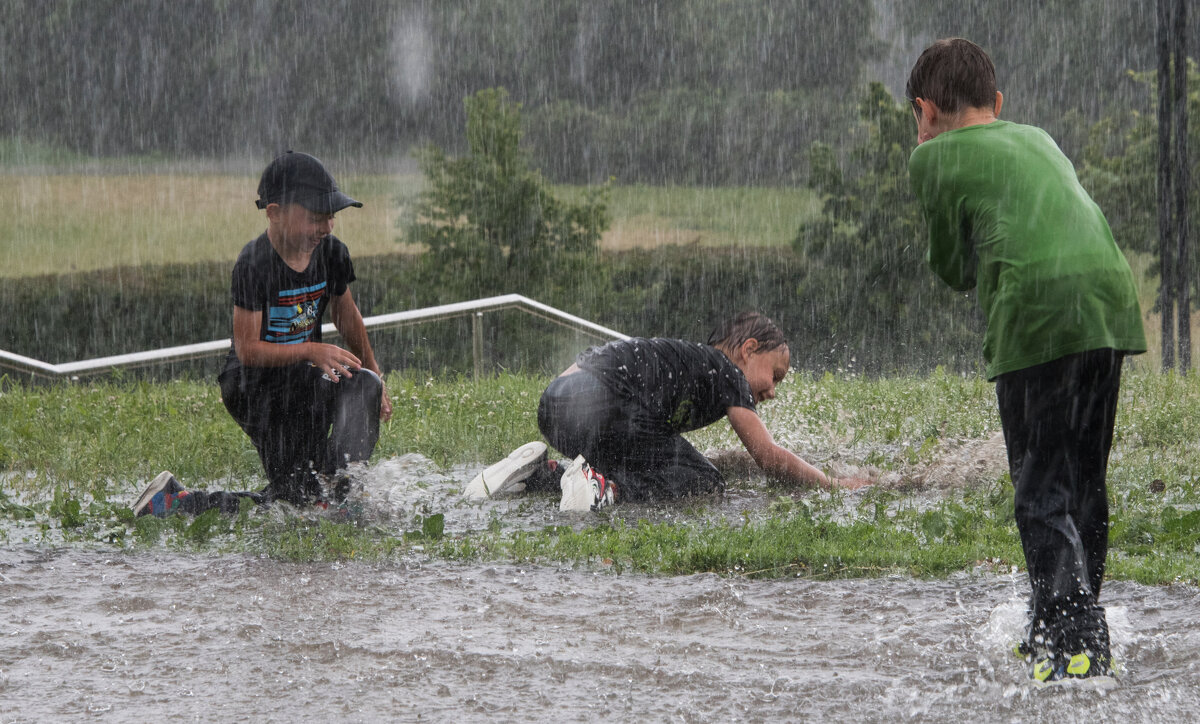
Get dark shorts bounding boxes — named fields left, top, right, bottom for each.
left=996, top=347, right=1123, bottom=656
left=537, top=371, right=722, bottom=502
left=217, top=362, right=382, bottom=505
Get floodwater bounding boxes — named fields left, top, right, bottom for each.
left=3, top=449, right=1199, bottom=722
left=2, top=549, right=1198, bottom=722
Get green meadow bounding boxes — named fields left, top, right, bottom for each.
left=1, top=370, right=1197, bottom=584
left=2, top=160, right=1194, bottom=584
left=0, top=172, right=820, bottom=278
left=0, top=173, right=420, bottom=277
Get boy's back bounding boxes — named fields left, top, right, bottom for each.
left=907, top=37, right=1141, bottom=687
left=910, top=119, right=1145, bottom=378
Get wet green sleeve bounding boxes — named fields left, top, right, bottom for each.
left=910, top=145, right=977, bottom=292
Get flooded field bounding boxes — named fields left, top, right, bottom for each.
left=2, top=437, right=1198, bottom=722
left=2, top=546, right=1198, bottom=722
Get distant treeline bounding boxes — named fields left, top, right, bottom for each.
left=1, top=0, right=1185, bottom=183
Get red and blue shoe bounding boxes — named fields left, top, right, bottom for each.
left=132, top=471, right=191, bottom=517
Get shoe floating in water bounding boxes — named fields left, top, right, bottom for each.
left=463, top=441, right=548, bottom=499
left=558, top=455, right=618, bottom=512
left=132, top=471, right=191, bottom=517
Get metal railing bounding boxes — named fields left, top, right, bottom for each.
left=0, top=294, right=628, bottom=380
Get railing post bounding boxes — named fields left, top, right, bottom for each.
left=472, top=311, right=484, bottom=381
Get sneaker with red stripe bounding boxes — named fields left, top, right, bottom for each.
left=559, top=455, right=619, bottom=512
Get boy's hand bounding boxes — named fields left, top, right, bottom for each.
left=831, top=476, right=872, bottom=490
left=309, top=343, right=362, bottom=382
left=379, top=381, right=393, bottom=422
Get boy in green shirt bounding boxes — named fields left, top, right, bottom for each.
left=906, top=38, right=1146, bottom=686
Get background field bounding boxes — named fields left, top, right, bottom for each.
left=0, top=173, right=418, bottom=277
left=0, top=173, right=820, bottom=278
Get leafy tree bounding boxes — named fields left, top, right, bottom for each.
left=1079, top=62, right=1200, bottom=259
left=793, top=82, right=979, bottom=367
left=405, top=88, right=610, bottom=295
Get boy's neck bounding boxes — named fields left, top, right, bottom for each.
left=915, top=91, right=1003, bottom=143
left=947, top=106, right=999, bottom=131
left=267, top=226, right=314, bottom=272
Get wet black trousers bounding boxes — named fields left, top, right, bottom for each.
left=995, top=348, right=1123, bottom=657
left=537, top=371, right=723, bottom=502
left=178, top=363, right=382, bottom=515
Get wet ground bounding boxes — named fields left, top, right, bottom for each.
left=2, top=548, right=1198, bottom=722
left=357, top=438, right=1010, bottom=534
left=3, top=446, right=1198, bottom=721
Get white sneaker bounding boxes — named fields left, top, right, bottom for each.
left=463, top=441, right=547, bottom=499
left=559, top=455, right=618, bottom=512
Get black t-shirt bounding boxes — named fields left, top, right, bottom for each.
left=576, top=337, right=756, bottom=435
left=223, top=232, right=356, bottom=371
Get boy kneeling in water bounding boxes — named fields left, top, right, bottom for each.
left=466, top=312, right=869, bottom=510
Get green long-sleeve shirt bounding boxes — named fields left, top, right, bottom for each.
left=909, top=120, right=1146, bottom=379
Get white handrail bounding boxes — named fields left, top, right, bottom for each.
left=0, top=294, right=627, bottom=380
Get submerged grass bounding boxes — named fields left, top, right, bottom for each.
left=2, top=369, right=1198, bottom=584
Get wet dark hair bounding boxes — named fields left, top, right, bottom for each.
left=905, top=38, right=997, bottom=116
left=707, top=312, right=787, bottom=355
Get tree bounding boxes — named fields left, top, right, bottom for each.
left=1079, top=65, right=1199, bottom=271
left=405, top=88, right=609, bottom=295
left=793, top=82, right=980, bottom=370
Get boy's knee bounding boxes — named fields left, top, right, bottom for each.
left=356, top=367, right=382, bottom=392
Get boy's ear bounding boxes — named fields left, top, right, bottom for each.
left=993, top=91, right=1003, bottom=118
left=739, top=338, right=760, bottom=359
left=914, top=97, right=940, bottom=124
left=264, top=202, right=282, bottom=222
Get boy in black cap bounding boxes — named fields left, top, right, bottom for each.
left=133, top=151, right=393, bottom=516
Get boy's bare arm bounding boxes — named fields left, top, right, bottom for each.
left=727, top=407, right=870, bottom=490
left=328, top=290, right=382, bottom=377
left=726, top=407, right=827, bottom=488
left=329, top=291, right=393, bottom=421
left=231, top=305, right=361, bottom=378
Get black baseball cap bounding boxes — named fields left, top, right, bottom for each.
left=255, top=151, right=363, bottom=214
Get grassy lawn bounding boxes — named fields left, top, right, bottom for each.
left=0, top=173, right=421, bottom=277
left=2, top=171, right=820, bottom=278
left=569, top=183, right=821, bottom=250
left=1, top=369, right=1196, bottom=583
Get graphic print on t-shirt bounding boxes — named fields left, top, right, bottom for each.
left=266, top=282, right=326, bottom=344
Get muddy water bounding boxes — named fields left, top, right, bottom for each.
left=2, top=547, right=1197, bottom=722
left=3, top=448, right=1197, bottom=721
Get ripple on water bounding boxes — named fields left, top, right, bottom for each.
left=3, top=549, right=1197, bottom=722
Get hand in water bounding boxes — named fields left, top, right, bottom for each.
left=833, top=476, right=873, bottom=490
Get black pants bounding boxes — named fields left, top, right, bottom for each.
left=537, top=371, right=723, bottom=502
left=995, top=348, right=1122, bottom=657
left=183, top=362, right=382, bottom=513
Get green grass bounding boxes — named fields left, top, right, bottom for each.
left=565, top=183, right=822, bottom=250
left=2, top=369, right=1197, bottom=584
left=0, top=173, right=423, bottom=278
left=1, top=171, right=818, bottom=278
